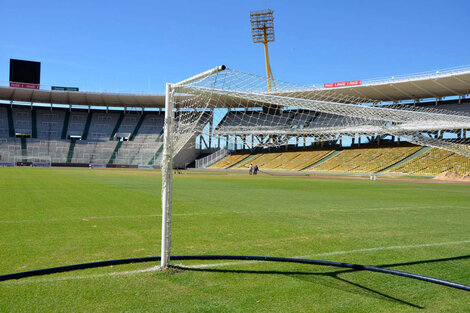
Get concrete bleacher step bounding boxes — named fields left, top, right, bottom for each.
left=109, top=113, right=125, bottom=140
left=7, top=107, right=15, bottom=137
left=20, top=137, right=27, bottom=162
left=130, top=113, right=146, bottom=141
left=108, top=141, right=123, bottom=165
left=81, top=112, right=93, bottom=140
left=378, top=146, right=430, bottom=173
left=148, top=144, right=164, bottom=165
left=304, top=112, right=319, bottom=127
left=285, top=112, right=297, bottom=126
left=32, top=108, right=37, bottom=138
left=155, top=128, right=164, bottom=142
left=300, top=149, right=342, bottom=171
left=66, top=140, right=76, bottom=163
left=61, top=111, right=70, bottom=139
left=228, top=152, right=258, bottom=169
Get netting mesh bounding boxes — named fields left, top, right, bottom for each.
left=169, top=68, right=470, bottom=158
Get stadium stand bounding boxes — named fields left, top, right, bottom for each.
left=211, top=145, right=436, bottom=174
left=13, top=107, right=32, bottom=135
left=231, top=151, right=283, bottom=169
left=0, top=107, right=8, bottom=138
left=209, top=152, right=251, bottom=169
left=114, top=113, right=164, bottom=165
left=216, top=110, right=356, bottom=134
left=306, top=145, right=422, bottom=173
left=6, top=107, right=15, bottom=137
left=27, top=109, right=67, bottom=163
left=218, top=111, right=290, bottom=129
left=2, top=101, right=468, bottom=174
left=76, top=112, right=121, bottom=164
left=36, top=109, right=65, bottom=140
left=68, top=111, right=88, bottom=138
left=109, top=113, right=125, bottom=140
left=2, top=64, right=470, bottom=172
left=249, top=151, right=300, bottom=170
left=228, top=149, right=336, bottom=171
left=274, top=149, right=336, bottom=170
left=0, top=104, right=166, bottom=166
left=388, top=147, right=470, bottom=175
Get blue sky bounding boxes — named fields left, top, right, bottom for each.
left=1, top=0, right=469, bottom=94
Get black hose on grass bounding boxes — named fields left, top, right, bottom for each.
left=0, top=255, right=469, bottom=292
left=0, top=256, right=159, bottom=281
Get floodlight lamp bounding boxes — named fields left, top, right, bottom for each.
left=250, top=10, right=275, bottom=44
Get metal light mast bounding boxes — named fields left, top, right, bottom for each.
left=250, top=9, right=276, bottom=91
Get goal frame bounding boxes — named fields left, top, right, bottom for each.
left=14, top=155, right=52, bottom=167
left=161, top=65, right=226, bottom=269
left=160, top=65, right=470, bottom=269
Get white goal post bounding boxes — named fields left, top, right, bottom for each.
left=160, top=65, right=470, bottom=269
left=161, top=65, right=227, bottom=269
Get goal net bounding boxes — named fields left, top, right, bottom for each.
left=160, top=65, right=470, bottom=268
left=17, top=155, right=52, bottom=167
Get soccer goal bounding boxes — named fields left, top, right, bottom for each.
left=160, top=65, right=470, bottom=269
left=15, top=155, right=52, bottom=167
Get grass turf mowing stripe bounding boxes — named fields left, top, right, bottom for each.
left=0, top=205, right=463, bottom=223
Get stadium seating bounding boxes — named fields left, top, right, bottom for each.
left=218, top=111, right=291, bottom=129
left=273, top=149, right=335, bottom=170
left=217, top=145, right=469, bottom=175
left=232, top=151, right=283, bottom=170
left=211, top=146, right=427, bottom=173
left=12, top=108, right=32, bottom=135
left=2, top=103, right=469, bottom=173
left=210, top=148, right=335, bottom=171
left=0, top=107, right=9, bottom=139
left=75, top=112, right=121, bottom=163
left=217, top=110, right=356, bottom=131
left=249, top=151, right=299, bottom=170
left=112, top=113, right=164, bottom=165
left=0, top=104, right=166, bottom=166
left=307, top=145, right=422, bottom=173
left=0, top=138, right=20, bottom=162
left=36, top=109, right=65, bottom=140
left=234, top=149, right=336, bottom=171
left=209, top=152, right=251, bottom=169
left=389, top=148, right=470, bottom=175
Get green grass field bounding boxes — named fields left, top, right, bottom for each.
left=0, top=168, right=469, bottom=312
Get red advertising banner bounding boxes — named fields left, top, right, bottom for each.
left=324, top=80, right=362, bottom=88
left=9, top=82, right=40, bottom=89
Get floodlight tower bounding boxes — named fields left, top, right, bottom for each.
left=250, top=9, right=276, bottom=91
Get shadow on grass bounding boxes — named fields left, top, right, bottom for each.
left=171, top=254, right=470, bottom=310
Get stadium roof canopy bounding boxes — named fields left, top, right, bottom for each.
left=0, top=87, right=165, bottom=108
left=1, top=65, right=470, bottom=108
left=307, top=65, right=470, bottom=103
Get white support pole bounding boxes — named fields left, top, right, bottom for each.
left=160, top=66, right=227, bottom=270
left=161, top=83, right=174, bottom=270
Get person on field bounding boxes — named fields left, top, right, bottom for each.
left=249, top=163, right=253, bottom=175
left=253, top=165, right=259, bottom=175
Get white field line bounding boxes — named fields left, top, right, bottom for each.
left=8, top=266, right=162, bottom=283
left=186, top=239, right=470, bottom=269
left=0, top=205, right=460, bottom=224
left=8, top=239, right=470, bottom=283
